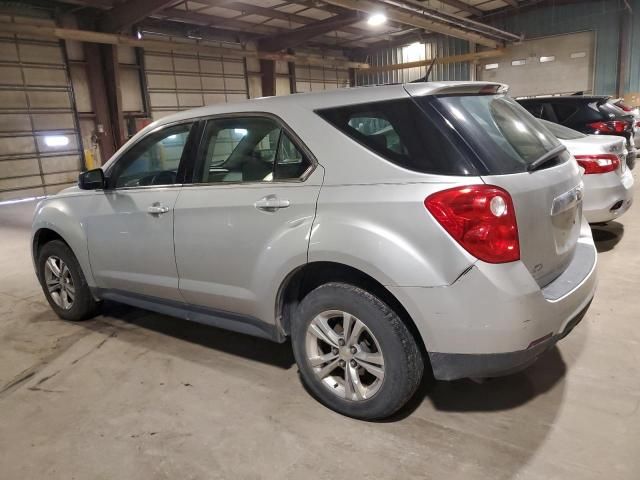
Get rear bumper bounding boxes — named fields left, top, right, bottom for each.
left=428, top=300, right=590, bottom=380
left=583, top=169, right=634, bottom=223
left=388, top=224, right=597, bottom=381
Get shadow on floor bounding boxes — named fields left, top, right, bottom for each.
left=591, top=221, right=624, bottom=252
left=62, top=300, right=568, bottom=429
left=386, top=345, right=567, bottom=421
left=86, top=301, right=296, bottom=370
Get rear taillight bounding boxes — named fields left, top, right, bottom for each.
left=425, top=185, right=520, bottom=264
left=617, top=102, right=634, bottom=112
left=575, top=154, right=620, bottom=174
left=587, top=120, right=629, bottom=134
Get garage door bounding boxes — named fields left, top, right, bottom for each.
left=0, top=36, right=82, bottom=201
left=144, top=47, right=248, bottom=120
left=295, top=65, right=350, bottom=92
left=480, top=31, right=595, bottom=97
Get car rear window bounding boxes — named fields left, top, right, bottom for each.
left=539, top=119, right=587, bottom=140
left=422, top=94, right=568, bottom=174
left=315, top=99, right=478, bottom=176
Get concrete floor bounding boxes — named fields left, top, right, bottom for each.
left=0, top=194, right=638, bottom=480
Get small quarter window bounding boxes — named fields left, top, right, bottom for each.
left=316, top=98, right=476, bottom=176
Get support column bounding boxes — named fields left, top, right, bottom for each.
left=84, top=43, right=117, bottom=163
left=260, top=59, right=276, bottom=97
left=102, top=45, right=126, bottom=147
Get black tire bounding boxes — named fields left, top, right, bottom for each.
left=37, top=240, right=99, bottom=321
left=291, top=282, right=424, bottom=420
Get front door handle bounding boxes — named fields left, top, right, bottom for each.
left=254, top=196, right=290, bottom=212
left=147, top=203, right=170, bottom=215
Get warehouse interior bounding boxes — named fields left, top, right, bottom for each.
left=0, top=0, right=639, bottom=478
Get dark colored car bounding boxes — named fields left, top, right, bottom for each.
left=517, top=96, right=637, bottom=169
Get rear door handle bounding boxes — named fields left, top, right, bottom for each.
left=254, top=196, right=290, bottom=212
left=147, top=203, right=170, bottom=215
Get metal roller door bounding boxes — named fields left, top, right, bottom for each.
left=295, top=65, right=350, bottom=92
left=0, top=34, right=82, bottom=202
left=144, top=46, right=249, bottom=120
left=480, top=31, right=595, bottom=97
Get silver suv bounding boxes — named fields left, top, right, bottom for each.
left=32, top=82, right=597, bottom=419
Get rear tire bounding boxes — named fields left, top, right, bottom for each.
left=37, top=240, right=99, bottom=321
left=291, top=282, right=424, bottom=420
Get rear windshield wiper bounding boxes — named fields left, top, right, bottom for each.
left=527, top=145, right=567, bottom=172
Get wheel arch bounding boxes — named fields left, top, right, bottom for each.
left=32, top=201, right=96, bottom=288
left=276, top=261, right=428, bottom=359
left=33, top=228, right=69, bottom=261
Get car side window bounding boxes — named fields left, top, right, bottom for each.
left=551, top=103, right=579, bottom=124
left=196, top=117, right=311, bottom=183
left=274, top=134, right=311, bottom=180
left=112, top=123, right=192, bottom=188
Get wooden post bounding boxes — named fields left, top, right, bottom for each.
left=260, top=59, right=276, bottom=97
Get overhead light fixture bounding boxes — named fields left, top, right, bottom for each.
left=367, top=13, right=387, bottom=27
left=136, top=27, right=143, bottom=40
left=234, top=128, right=248, bottom=136
left=44, top=135, right=69, bottom=147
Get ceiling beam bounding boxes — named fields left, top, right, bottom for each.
left=321, top=0, right=501, bottom=47
left=100, top=0, right=182, bottom=32
left=0, top=20, right=369, bottom=68
left=194, top=1, right=366, bottom=36
left=503, top=0, right=521, bottom=7
left=158, top=8, right=281, bottom=35
left=157, top=8, right=371, bottom=48
left=139, top=17, right=260, bottom=42
left=437, top=0, right=484, bottom=16
left=259, top=11, right=362, bottom=52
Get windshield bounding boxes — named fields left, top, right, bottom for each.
left=539, top=119, right=587, bottom=140
left=420, top=94, right=568, bottom=174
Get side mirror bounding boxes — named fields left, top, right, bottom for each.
left=78, top=168, right=105, bottom=190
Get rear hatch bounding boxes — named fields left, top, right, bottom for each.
left=407, top=84, right=583, bottom=287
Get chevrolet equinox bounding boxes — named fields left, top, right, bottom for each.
left=32, top=82, right=597, bottom=419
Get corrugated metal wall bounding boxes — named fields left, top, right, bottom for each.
left=356, top=37, right=469, bottom=86
left=487, top=0, right=626, bottom=95
left=628, top=0, right=640, bottom=94
left=357, top=0, right=639, bottom=96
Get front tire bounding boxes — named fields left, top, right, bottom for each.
left=37, top=240, right=99, bottom=321
left=291, top=282, right=424, bottom=420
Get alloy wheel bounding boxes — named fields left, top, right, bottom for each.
left=305, top=310, right=385, bottom=401
left=44, top=256, right=75, bottom=310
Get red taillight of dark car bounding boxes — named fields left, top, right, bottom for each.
left=575, top=154, right=620, bottom=174
left=425, top=185, right=520, bottom=264
left=616, top=102, right=635, bottom=113
left=587, top=120, right=629, bottom=134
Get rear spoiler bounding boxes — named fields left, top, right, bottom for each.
left=404, top=82, right=509, bottom=97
